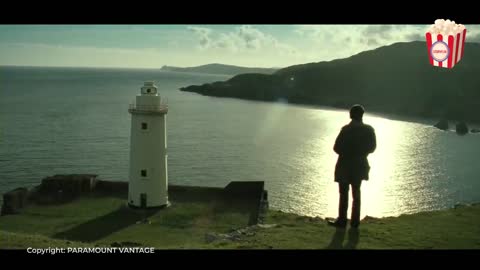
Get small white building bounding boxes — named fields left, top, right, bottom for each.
left=128, top=81, right=169, bottom=208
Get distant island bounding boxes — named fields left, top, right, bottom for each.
left=161, top=63, right=278, bottom=76
left=180, top=41, right=480, bottom=124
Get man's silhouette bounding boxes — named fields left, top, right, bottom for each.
left=328, top=104, right=376, bottom=228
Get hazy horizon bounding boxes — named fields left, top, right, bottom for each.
left=2, top=24, right=479, bottom=69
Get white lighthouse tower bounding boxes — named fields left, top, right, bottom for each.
left=128, top=81, right=169, bottom=208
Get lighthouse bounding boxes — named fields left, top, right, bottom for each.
left=128, top=81, right=169, bottom=208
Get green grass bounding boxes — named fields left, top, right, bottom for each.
left=1, top=231, right=93, bottom=249
left=0, top=195, right=251, bottom=249
left=210, top=205, right=480, bottom=249
left=1, top=196, right=480, bottom=249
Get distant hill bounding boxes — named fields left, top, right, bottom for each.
left=180, top=41, right=480, bottom=123
left=161, top=63, right=278, bottom=76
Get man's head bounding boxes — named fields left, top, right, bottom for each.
left=350, top=104, right=365, bottom=121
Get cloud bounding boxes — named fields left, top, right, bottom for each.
left=9, top=25, right=478, bottom=69
left=359, top=25, right=429, bottom=46
left=187, top=24, right=461, bottom=66
left=361, top=25, right=395, bottom=44
left=405, top=33, right=424, bottom=41
left=187, top=26, right=213, bottom=49
left=367, top=38, right=379, bottom=46
left=294, top=25, right=430, bottom=59
left=363, top=25, right=393, bottom=39
left=236, top=25, right=267, bottom=50
left=469, top=33, right=480, bottom=43
left=296, top=25, right=425, bottom=43
left=465, top=25, right=480, bottom=43
left=187, top=25, right=298, bottom=56
left=274, top=42, right=299, bottom=56
left=215, top=32, right=243, bottom=52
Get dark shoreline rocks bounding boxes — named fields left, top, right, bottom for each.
left=456, top=122, right=469, bottom=135
left=434, top=119, right=449, bottom=131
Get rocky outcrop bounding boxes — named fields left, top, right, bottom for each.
left=456, top=122, right=469, bottom=135
left=434, top=119, right=449, bottom=130
left=1, top=187, right=29, bottom=216
left=33, top=174, right=98, bottom=204
left=39, top=174, right=98, bottom=194
left=205, top=224, right=278, bottom=243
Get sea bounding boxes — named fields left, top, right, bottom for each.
left=1, top=66, right=479, bottom=219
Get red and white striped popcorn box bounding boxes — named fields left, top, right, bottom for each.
left=426, top=28, right=467, bottom=69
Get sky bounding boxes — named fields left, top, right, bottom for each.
left=1, top=24, right=479, bottom=69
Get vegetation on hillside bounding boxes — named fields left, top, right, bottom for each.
left=181, top=42, right=480, bottom=123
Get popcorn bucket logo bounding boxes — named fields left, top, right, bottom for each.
left=431, top=41, right=449, bottom=62
left=426, top=19, right=467, bottom=69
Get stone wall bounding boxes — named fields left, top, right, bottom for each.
left=1, top=174, right=98, bottom=215
left=1, top=187, right=28, bottom=216
left=95, top=180, right=128, bottom=194
left=1, top=176, right=269, bottom=223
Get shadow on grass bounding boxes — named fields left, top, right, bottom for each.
left=170, top=185, right=261, bottom=226
left=51, top=192, right=259, bottom=242
left=325, top=228, right=360, bottom=249
left=52, top=205, right=158, bottom=242
left=213, top=199, right=259, bottom=226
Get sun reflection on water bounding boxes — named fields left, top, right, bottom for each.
left=274, top=108, right=441, bottom=219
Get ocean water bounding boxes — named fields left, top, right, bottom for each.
left=1, top=66, right=480, bottom=219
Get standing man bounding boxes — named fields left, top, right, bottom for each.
left=328, top=104, right=376, bottom=228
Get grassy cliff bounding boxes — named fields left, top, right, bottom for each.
left=1, top=196, right=479, bottom=249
